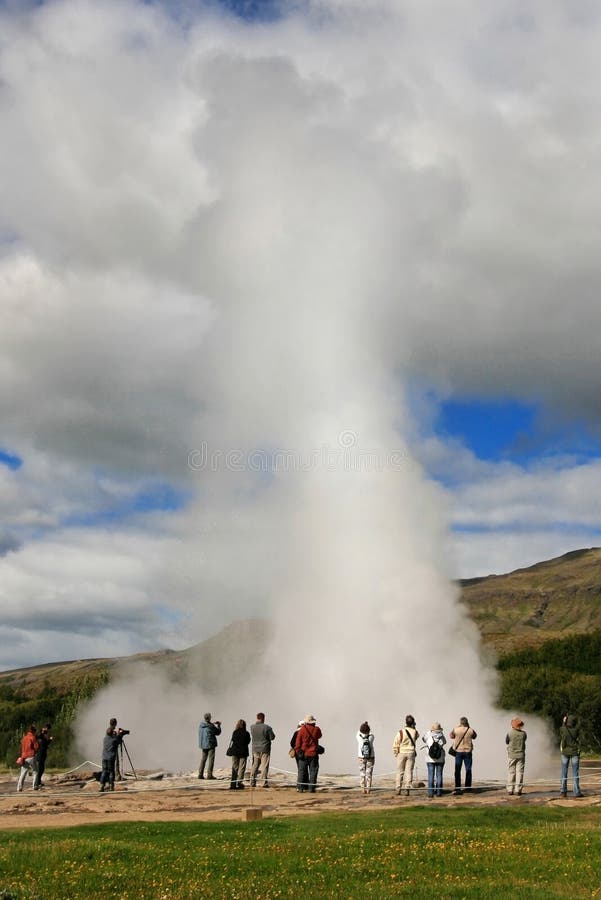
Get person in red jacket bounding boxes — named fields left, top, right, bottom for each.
left=294, top=715, right=323, bottom=793
left=17, top=725, right=39, bottom=792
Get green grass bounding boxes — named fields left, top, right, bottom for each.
left=1, top=806, right=600, bottom=899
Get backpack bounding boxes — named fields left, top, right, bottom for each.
left=428, top=739, right=442, bottom=761
left=361, top=736, right=372, bottom=758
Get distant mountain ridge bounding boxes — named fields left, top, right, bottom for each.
left=2, top=548, right=601, bottom=697
left=459, top=546, right=601, bottom=653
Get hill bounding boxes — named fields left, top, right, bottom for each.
left=459, top=546, right=601, bottom=654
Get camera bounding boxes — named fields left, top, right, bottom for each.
left=118, top=728, right=130, bottom=736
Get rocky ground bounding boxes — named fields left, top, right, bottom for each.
left=0, top=762, right=599, bottom=829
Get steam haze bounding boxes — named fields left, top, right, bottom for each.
left=3, top=0, right=595, bottom=774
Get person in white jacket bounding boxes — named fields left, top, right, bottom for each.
left=421, top=723, right=446, bottom=798
left=357, top=722, right=375, bottom=795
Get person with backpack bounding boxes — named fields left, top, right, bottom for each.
left=505, top=717, right=527, bottom=796
left=356, top=721, right=375, bottom=795
left=392, top=715, right=419, bottom=796
left=559, top=714, right=583, bottom=798
left=449, top=716, right=477, bottom=795
left=421, top=722, right=446, bottom=798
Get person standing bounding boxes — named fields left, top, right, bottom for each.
left=449, top=716, right=477, bottom=795
left=250, top=712, right=276, bottom=788
left=198, top=712, right=222, bottom=780
left=99, top=726, right=126, bottom=792
left=109, top=717, right=124, bottom=781
left=33, top=724, right=53, bottom=791
left=421, top=722, right=446, bottom=798
left=16, top=725, right=39, bottom=792
left=392, top=715, right=419, bottom=796
left=559, top=714, right=583, bottom=798
left=228, top=719, right=251, bottom=789
left=295, top=715, right=322, bottom=793
left=506, top=717, right=527, bottom=796
left=357, top=721, right=375, bottom=795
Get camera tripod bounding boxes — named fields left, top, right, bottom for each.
left=118, top=739, right=137, bottom=780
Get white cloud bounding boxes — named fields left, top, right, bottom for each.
left=0, top=0, right=597, bottom=772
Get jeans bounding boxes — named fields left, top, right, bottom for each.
left=454, top=751, right=473, bottom=789
left=426, top=762, right=444, bottom=796
left=560, top=754, right=581, bottom=795
left=17, top=757, right=36, bottom=792
left=297, top=755, right=319, bottom=792
left=198, top=747, right=215, bottom=778
left=100, top=757, right=116, bottom=789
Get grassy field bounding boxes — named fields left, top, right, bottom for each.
left=1, top=806, right=600, bottom=899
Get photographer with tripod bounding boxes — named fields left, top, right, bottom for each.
left=99, top=725, right=130, bottom=792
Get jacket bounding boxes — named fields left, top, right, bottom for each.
left=422, top=729, right=446, bottom=764
left=199, top=720, right=221, bottom=750
left=449, top=725, right=477, bottom=752
left=20, top=732, right=39, bottom=760
left=505, top=727, right=527, bottom=759
left=229, top=728, right=251, bottom=758
left=559, top=717, right=581, bottom=756
left=102, top=731, right=123, bottom=762
left=295, top=723, right=322, bottom=758
left=250, top=721, right=276, bottom=754
left=392, top=727, right=419, bottom=756
left=357, top=732, right=375, bottom=759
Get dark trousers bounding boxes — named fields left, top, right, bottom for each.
left=297, top=756, right=319, bottom=792
left=100, top=757, right=116, bottom=788
left=34, top=755, right=47, bottom=789
left=454, top=751, right=473, bottom=788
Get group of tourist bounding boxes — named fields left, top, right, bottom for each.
left=15, top=710, right=584, bottom=798
left=15, top=723, right=53, bottom=792
left=199, top=711, right=586, bottom=798
left=199, top=712, right=323, bottom=792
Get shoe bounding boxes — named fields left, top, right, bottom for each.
left=396, top=788, right=402, bottom=796
left=574, top=793, right=584, bottom=798
left=110, top=784, right=115, bottom=791
left=206, top=775, right=217, bottom=780
left=237, top=783, right=245, bottom=789
left=99, top=786, right=105, bottom=793
left=560, top=792, right=567, bottom=798
left=436, top=792, right=442, bottom=797
left=198, top=774, right=204, bottom=780
left=428, top=794, right=434, bottom=799
left=404, top=789, right=410, bottom=796
left=262, top=784, right=270, bottom=789
left=229, top=784, right=236, bottom=790
left=507, top=791, right=514, bottom=796
left=453, top=789, right=462, bottom=796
